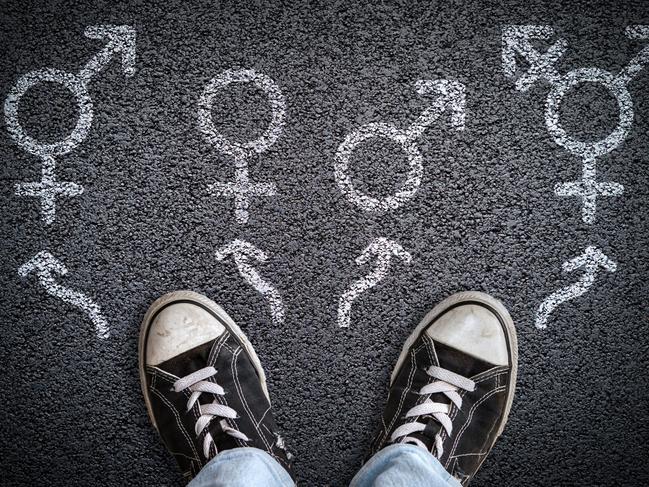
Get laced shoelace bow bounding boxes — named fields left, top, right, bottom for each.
left=391, top=365, right=476, bottom=458
left=173, top=366, right=249, bottom=458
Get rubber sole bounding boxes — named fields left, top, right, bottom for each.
left=390, top=291, right=518, bottom=439
left=138, top=290, right=270, bottom=431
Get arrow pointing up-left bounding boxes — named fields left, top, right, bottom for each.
left=216, top=240, right=285, bottom=325
left=18, top=250, right=110, bottom=339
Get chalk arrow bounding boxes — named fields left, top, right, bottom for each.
left=337, top=237, right=412, bottom=328
left=502, top=25, right=567, bottom=91
left=18, top=251, right=110, bottom=338
left=617, top=25, right=649, bottom=84
left=535, top=246, right=616, bottom=329
left=405, top=79, right=466, bottom=140
left=79, top=25, right=136, bottom=83
left=216, top=240, right=285, bottom=325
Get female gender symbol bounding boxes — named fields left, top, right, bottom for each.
left=198, top=68, right=286, bottom=224
left=546, top=68, right=629, bottom=223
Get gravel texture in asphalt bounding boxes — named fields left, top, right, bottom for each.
left=1, top=1, right=648, bottom=485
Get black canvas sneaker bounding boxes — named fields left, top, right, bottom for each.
left=369, top=291, right=518, bottom=485
left=138, top=291, right=293, bottom=481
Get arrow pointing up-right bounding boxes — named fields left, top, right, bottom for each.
left=535, top=246, right=617, bottom=329
left=562, top=245, right=617, bottom=273
left=356, top=237, right=413, bottom=266
left=80, top=25, right=136, bottom=81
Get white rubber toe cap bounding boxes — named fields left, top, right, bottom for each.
left=426, top=304, right=509, bottom=366
left=145, top=302, right=226, bottom=366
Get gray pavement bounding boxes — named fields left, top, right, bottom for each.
left=1, top=1, right=648, bottom=485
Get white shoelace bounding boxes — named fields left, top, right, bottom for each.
left=173, top=366, right=249, bottom=458
left=391, top=365, right=476, bottom=458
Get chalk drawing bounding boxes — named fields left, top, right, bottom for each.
left=337, top=237, right=412, bottom=328
left=5, top=25, right=136, bottom=225
left=215, top=239, right=285, bottom=324
left=503, top=25, right=649, bottom=223
left=535, top=246, right=617, bottom=329
left=198, top=69, right=286, bottom=224
left=18, top=250, right=110, bottom=338
left=335, top=79, right=465, bottom=212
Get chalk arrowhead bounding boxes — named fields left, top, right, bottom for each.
left=502, top=25, right=566, bottom=90
left=18, top=250, right=68, bottom=278
left=356, top=237, right=412, bottom=266
left=626, top=25, right=649, bottom=39
left=215, top=239, right=268, bottom=262
left=84, top=25, right=136, bottom=77
left=502, top=25, right=554, bottom=75
left=415, top=79, right=466, bottom=129
left=562, top=246, right=617, bottom=273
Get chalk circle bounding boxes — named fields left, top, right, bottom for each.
left=4, top=68, right=93, bottom=157
left=546, top=67, right=633, bottom=159
left=334, top=122, right=423, bottom=212
left=198, top=68, right=286, bottom=159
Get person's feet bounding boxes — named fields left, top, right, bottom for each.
left=138, top=291, right=292, bottom=481
left=369, top=291, right=518, bottom=485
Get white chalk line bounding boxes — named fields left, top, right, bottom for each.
left=18, top=250, right=110, bottom=339
left=337, top=237, right=412, bottom=328
left=216, top=239, right=285, bottom=325
left=335, top=80, right=465, bottom=213
left=6, top=25, right=136, bottom=225
left=502, top=24, right=649, bottom=223
left=13, top=155, right=84, bottom=225
left=535, top=246, right=617, bottom=329
left=198, top=69, right=286, bottom=224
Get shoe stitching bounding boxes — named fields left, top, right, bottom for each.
left=445, top=385, right=506, bottom=467
left=256, top=405, right=272, bottom=428
left=442, top=370, right=507, bottom=446
left=423, top=334, right=440, bottom=366
left=381, top=345, right=421, bottom=447
left=446, top=383, right=505, bottom=465
left=208, top=330, right=231, bottom=366
left=147, top=365, right=179, bottom=382
left=214, top=338, right=245, bottom=442
left=208, top=353, right=246, bottom=449
left=150, top=369, right=203, bottom=441
left=450, top=451, right=489, bottom=458
left=231, top=347, right=278, bottom=457
left=150, top=386, right=200, bottom=462
left=451, top=458, right=472, bottom=485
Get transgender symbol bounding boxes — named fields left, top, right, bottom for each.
left=198, top=68, right=286, bottom=224
left=503, top=25, right=649, bottom=224
left=5, top=25, right=136, bottom=225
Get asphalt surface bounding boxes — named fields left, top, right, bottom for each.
left=1, top=1, right=649, bottom=486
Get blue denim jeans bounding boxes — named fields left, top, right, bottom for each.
left=187, top=444, right=462, bottom=487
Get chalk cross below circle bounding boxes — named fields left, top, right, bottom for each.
left=198, top=69, right=286, bottom=224
left=5, top=25, right=136, bottom=225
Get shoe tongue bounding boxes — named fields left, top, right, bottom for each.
left=434, top=341, right=494, bottom=378
left=402, top=339, right=490, bottom=454
left=158, top=341, right=244, bottom=455
left=403, top=418, right=444, bottom=452
left=157, top=340, right=214, bottom=378
left=205, top=419, right=243, bottom=454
